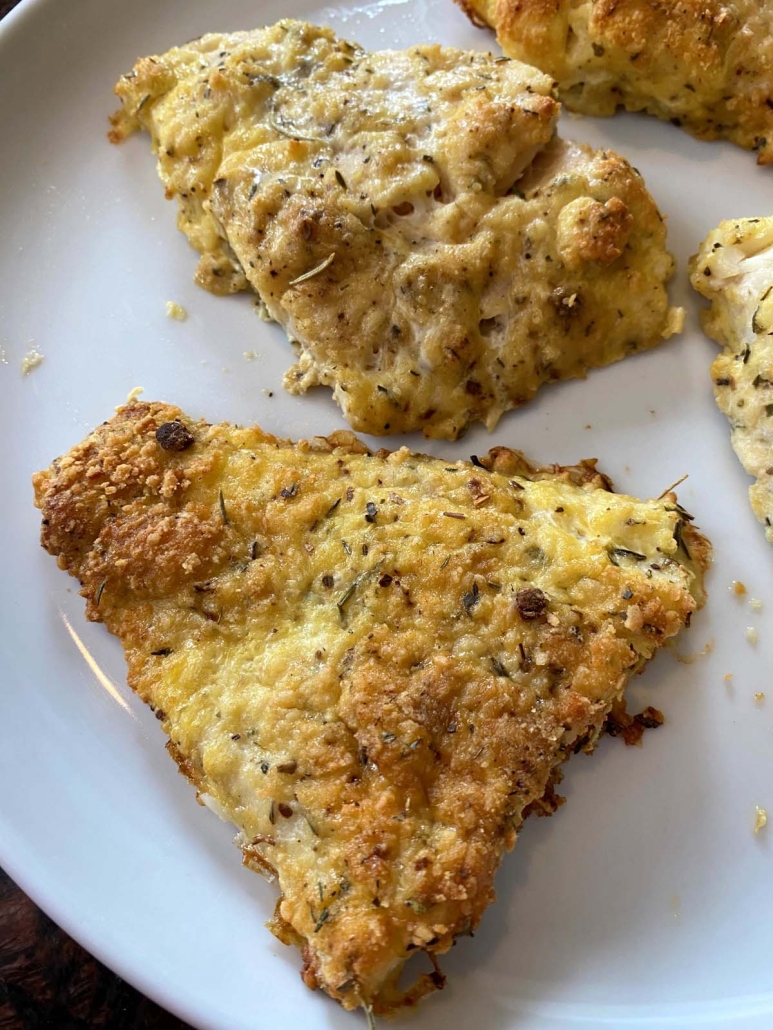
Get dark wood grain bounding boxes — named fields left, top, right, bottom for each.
left=0, top=868, right=191, bottom=1030
left=0, top=5, right=190, bottom=1029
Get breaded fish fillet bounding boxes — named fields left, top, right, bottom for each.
left=33, top=401, right=709, bottom=1016
left=458, top=0, right=773, bottom=163
left=691, top=217, right=773, bottom=542
left=110, top=20, right=681, bottom=439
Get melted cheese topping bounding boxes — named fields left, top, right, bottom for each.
left=33, top=401, right=709, bottom=1014
left=111, top=20, right=679, bottom=439
left=691, top=217, right=773, bottom=543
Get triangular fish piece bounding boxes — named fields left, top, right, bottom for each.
left=110, top=21, right=682, bottom=439
left=33, top=402, right=709, bottom=1015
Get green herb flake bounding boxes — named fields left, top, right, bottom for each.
left=95, top=579, right=107, bottom=606
left=335, top=169, right=347, bottom=189
left=314, top=907, right=330, bottom=932
left=219, top=489, right=229, bottom=525
left=608, top=547, right=647, bottom=566
left=491, top=656, right=512, bottom=678
left=462, top=581, right=480, bottom=615
left=673, top=519, right=691, bottom=559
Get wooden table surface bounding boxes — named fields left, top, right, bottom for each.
left=0, top=2, right=189, bottom=1027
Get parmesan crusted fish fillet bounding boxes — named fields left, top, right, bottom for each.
left=457, top=0, right=773, bottom=163
left=691, top=217, right=773, bottom=542
left=33, top=402, right=709, bottom=1016
left=109, top=20, right=681, bottom=440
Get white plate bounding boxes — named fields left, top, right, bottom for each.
left=1, top=0, right=772, bottom=1027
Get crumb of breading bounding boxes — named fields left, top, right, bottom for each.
left=21, top=346, right=44, bottom=375
left=746, top=626, right=759, bottom=645
left=750, top=597, right=763, bottom=611
left=754, top=806, right=768, bottom=834
left=662, top=307, right=685, bottom=338
left=165, top=301, right=188, bottom=321
left=243, top=351, right=257, bottom=360
left=126, top=386, right=144, bottom=403
left=754, top=692, right=765, bottom=704
left=731, top=581, right=747, bottom=596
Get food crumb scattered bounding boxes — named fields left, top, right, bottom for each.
left=0, top=347, right=8, bottom=365
left=745, top=626, right=759, bottom=645
left=165, top=301, right=188, bottom=321
left=731, top=580, right=747, bottom=596
left=754, top=692, right=765, bottom=705
left=750, top=597, right=763, bottom=611
left=262, top=389, right=274, bottom=398
left=724, top=673, right=733, bottom=682
left=243, top=350, right=257, bottom=360
left=754, top=806, right=767, bottom=835
left=662, top=306, right=685, bottom=338
left=584, top=424, right=592, bottom=430
left=115, top=387, right=144, bottom=412
left=21, top=346, right=44, bottom=375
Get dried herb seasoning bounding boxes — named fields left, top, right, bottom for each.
left=288, top=252, right=335, bottom=286
left=462, top=581, right=480, bottom=615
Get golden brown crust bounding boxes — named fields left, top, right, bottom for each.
left=33, top=401, right=709, bottom=1015
left=460, top=0, right=773, bottom=163
left=110, top=20, right=679, bottom=439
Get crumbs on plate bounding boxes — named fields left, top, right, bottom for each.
left=165, top=301, right=188, bottom=321
left=21, top=345, right=44, bottom=376
left=754, top=806, right=768, bottom=835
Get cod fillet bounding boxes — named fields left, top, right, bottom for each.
left=110, top=20, right=681, bottom=439
left=33, top=401, right=709, bottom=1015
left=457, top=0, right=773, bottom=163
left=691, top=216, right=773, bottom=542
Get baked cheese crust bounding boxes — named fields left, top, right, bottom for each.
left=458, top=0, right=773, bottom=163
left=110, top=20, right=681, bottom=439
left=33, top=401, right=709, bottom=1015
left=691, top=217, right=773, bottom=542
